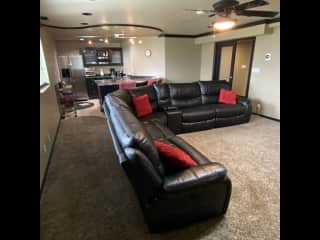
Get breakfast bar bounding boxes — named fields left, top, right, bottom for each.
left=94, top=78, right=161, bottom=111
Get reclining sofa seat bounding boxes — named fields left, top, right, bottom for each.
left=104, top=80, right=251, bottom=232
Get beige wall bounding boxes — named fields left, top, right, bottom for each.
left=200, top=43, right=214, bottom=80
left=249, top=26, right=280, bottom=119
left=122, top=37, right=166, bottom=77
left=40, top=27, right=61, bottom=189
left=55, top=40, right=122, bottom=75
left=197, top=23, right=280, bottom=119
left=165, top=38, right=201, bottom=83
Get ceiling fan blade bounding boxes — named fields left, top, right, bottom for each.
left=208, top=13, right=216, bottom=17
left=237, top=10, right=278, bottom=17
left=235, top=0, right=269, bottom=11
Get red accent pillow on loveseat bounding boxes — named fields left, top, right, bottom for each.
left=154, top=140, right=197, bottom=170
left=132, top=94, right=153, bottom=118
left=218, top=88, right=237, bottom=104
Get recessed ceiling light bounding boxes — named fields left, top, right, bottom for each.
left=40, top=16, right=48, bottom=20
left=104, top=39, right=109, bottom=44
left=88, top=40, right=92, bottom=45
left=80, top=22, right=88, bottom=25
left=82, top=12, right=93, bottom=16
left=99, top=38, right=104, bottom=42
left=78, top=35, right=99, bottom=38
left=138, top=40, right=143, bottom=44
left=114, top=33, right=125, bottom=38
left=80, top=38, right=85, bottom=41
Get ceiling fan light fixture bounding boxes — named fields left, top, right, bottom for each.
left=213, top=19, right=236, bottom=31
left=196, top=10, right=205, bottom=15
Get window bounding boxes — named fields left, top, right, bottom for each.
left=40, top=38, right=50, bottom=93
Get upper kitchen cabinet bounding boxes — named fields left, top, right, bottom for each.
left=80, top=47, right=123, bottom=67
left=81, top=48, right=97, bottom=66
left=109, top=48, right=123, bottom=65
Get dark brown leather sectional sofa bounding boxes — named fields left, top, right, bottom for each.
left=104, top=80, right=251, bottom=232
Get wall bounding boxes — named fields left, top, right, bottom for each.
left=165, top=38, right=201, bottom=83
left=200, top=43, right=214, bottom=80
left=40, top=27, right=61, bottom=189
left=55, top=40, right=122, bottom=75
left=197, top=23, right=280, bottom=119
left=248, top=25, right=280, bottom=119
left=122, top=37, right=166, bottom=77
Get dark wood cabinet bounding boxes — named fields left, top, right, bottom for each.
left=86, top=78, right=98, bottom=98
left=80, top=47, right=123, bottom=67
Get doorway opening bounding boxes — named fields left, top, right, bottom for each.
left=212, top=37, right=255, bottom=97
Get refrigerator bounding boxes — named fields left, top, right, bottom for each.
left=58, top=55, right=89, bottom=101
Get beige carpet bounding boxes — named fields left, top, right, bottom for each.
left=179, top=115, right=280, bottom=239
left=40, top=114, right=279, bottom=240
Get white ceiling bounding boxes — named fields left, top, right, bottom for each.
left=40, top=0, right=280, bottom=40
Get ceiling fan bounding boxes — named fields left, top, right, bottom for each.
left=185, top=0, right=279, bottom=18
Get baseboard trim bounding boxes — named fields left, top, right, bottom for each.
left=253, top=113, right=280, bottom=122
left=40, top=118, right=61, bottom=200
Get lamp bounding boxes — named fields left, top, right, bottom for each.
left=213, top=18, right=236, bottom=31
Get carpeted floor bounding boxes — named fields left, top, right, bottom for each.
left=40, top=115, right=279, bottom=240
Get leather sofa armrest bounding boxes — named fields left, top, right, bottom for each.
left=237, top=96, right=252, bottom=114
left=164, top=108, right=182, bottom=134
left=163, top=162, right=227, bottom=192
left=237, top=95, right=250, bottom=106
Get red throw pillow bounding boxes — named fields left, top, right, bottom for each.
left=154, top=140, right=197, bottom=169
left=218, top=88, right=237, bottom=104
left=132, top=94, right=153, bottom=118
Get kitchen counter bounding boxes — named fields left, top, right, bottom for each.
left=94, top=78, right=161, bottom=111
left=94, top=78, right=148, bottom=86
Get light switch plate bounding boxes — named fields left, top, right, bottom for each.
left=252, top=67, right=261, bottom=73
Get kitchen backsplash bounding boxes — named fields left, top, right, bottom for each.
left=94, top=66, right=123, bottom=75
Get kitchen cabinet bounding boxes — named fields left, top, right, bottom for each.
left=81, top=48, right=97, bottom=66
left=80, top=47, right=123, bottom=67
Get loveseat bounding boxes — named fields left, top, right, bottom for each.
left=103, top=81, right=251, bottom=232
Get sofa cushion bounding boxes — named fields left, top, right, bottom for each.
left=129, top=85, right=159, bottom=111
left=154, top=140, right=197, bottom=173
left=153, top=83, right=171, bottom=108
left=198, top=80, right=231, bottom=104
left=132, top=94, right=153, bottom=118
left=108, top=89, right=133, bottom=108
left=218, top=88, right=236, bottom=104
left=181, top=105, right=215, bottom=123
left=214, top=104, right=246, bottom=117
left=142, top=120, right=175, bottom=141
left=168, top=83, right=202, bottom=108
left=106, top=95, right=165, bottom=176
left=140, top=111, right=167, bottom=126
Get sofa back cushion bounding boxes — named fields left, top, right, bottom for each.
left=198, top=80, right=231, bottom=104
left=105, top=95, right=165, bottom=176
left=153, top=83, right=171, bottom=108
left=108, top=89, right=133, bottom=109
left=168, top=82, right=202, bottom=108
left=128, top=85, right=159, bottom=111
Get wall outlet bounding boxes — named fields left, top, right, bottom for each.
left=43, top=144, right=47, bottom=153
left=256, top=103, right=262, bottom=113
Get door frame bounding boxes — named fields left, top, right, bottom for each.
left=212, top=37, right=256, bottom=97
